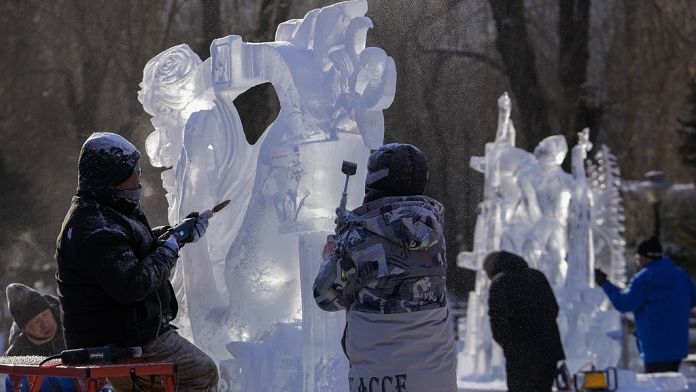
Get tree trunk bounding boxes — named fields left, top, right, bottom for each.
left=200, top=0, right=222, bottom=59
left=489, top=0, right=551, bottom=148
left=559, top=0, right=602, bottom=145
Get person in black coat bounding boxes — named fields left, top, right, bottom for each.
left=483, top=250, right=565, bottom=392
left=55, top=132, right=218, bottom=391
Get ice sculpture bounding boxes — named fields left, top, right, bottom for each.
left=457, top=93, right=622, bottom=383
left=138, top=1, right=395, bottom=390
left=587, top=145, right=628, bottom=284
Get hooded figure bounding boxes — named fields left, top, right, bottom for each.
left=596, top=236, right=696, bottom=372
left=314, top=143, right=457, bottom=392
left=483, top=250, right=565, bottom=392
left=55, top=132, right=218, bottom=391
left=5, top=283, right=66, bottom=356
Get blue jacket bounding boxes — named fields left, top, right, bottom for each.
left=602, top=257, right=696, bottom=363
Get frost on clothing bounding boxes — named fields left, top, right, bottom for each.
left=55, top=132, right=179, bottom=348
left=313, top=195, right=457, bottom=392
left=314, top=195, right=447, bottom=314
left=602, top=257, right=696, bottom=363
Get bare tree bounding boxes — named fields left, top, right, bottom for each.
left=559, top=0, right=602, bottom=145
left=489, top=0, right=551, bottom=148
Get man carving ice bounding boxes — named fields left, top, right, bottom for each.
left=596, top=236, right=696, bottom=373
left=55, top=132, right=218, bottom=391
left=313, top=143, right=457, bottom=392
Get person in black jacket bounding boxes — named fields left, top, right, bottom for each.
left=483, top=250, right=565, bottom=392
left=55, top=132, right=218, bottom=391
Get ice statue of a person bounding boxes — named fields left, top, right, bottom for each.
left=516, top=135, right=574, bottom=286
left=139, top=42, right=260, bottom=356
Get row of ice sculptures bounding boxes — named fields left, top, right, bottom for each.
left=457, top=93, right=627, bottom=380
left=137, top=0, right=628, bottom=390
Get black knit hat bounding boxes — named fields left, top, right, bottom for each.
left=6, top=283, right=50, bottom=329
left=483, top=250, right=528, bottom=279
left=364, top=143, right=429, bottom=203
left=636, top=236, right=663, bottom=259
left=77, top=132, right=141, bottom=193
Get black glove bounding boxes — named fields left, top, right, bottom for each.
left=151, top=225, right=172, bottom=239
left=594, top=268, right=608, bottom=287
left=334, top=207, right=355, bottom=231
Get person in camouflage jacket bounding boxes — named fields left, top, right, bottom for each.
left=314, top=143, right=457, bottom=392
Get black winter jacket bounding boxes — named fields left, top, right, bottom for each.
left=56, top=195, right=178, bottom=348
left=55, top=133, right=178, bottom=348
left=486, top=252, right=565, bottom=362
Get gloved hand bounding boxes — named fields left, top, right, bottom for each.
left=594, top=268, right=608, bottom=287
left=170, top=210, right=213, bottom=247
left=189, top=210, right=212, bottom=243
left=151, top=225, right=172, bottom=239
left=334, top=207, right=355, bottom=230
left=322, top=235, right=337, bottom=259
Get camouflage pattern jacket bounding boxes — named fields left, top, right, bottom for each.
left=314, top=195, right=457, bottom=392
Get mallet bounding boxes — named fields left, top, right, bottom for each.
left=339, top=160, right=358, bottom=210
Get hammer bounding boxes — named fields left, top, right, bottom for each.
left=339, top=160, right=358, bottom=210
left=324, top=161, right=358, bottom=259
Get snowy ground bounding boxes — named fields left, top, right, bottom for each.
left=457, top=363, right=696, bottom=391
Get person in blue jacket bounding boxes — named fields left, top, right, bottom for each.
left=595, top=236, right=696, bottom=373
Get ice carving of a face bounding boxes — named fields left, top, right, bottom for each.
left=138, top=44, right=202, bottom=167
left=533, top=135, right=568, bottom=167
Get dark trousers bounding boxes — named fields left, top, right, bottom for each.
left=645, top=360, right=682, bottom=373
left=506, top=358, right=557, bottom=392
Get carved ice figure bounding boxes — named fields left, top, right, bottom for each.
left=457, top=94, right=621, bottom=386
left=139, top=1, right=395, bottom=391
left=587, top=145, right=627, bottom=284
left=516, top=135, right=573, bottom=286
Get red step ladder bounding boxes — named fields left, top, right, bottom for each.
left=0, top=356, right=177, bottom=392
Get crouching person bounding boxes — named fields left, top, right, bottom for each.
left=55, top=132, right=218, bottom=391
left=6, top=283, right=65, bottom=356
left=313, top=143, right=457, bottom=392
left=4, top=283, right=77, bottom=391
left=483, top=251, right=565, bottom=392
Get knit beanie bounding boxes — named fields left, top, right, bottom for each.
left=78, top=132, right=141, bottom=190
left=6, top=283, right=50, bottom=329
left=364, top=143, right=429, bottom=203
left=483, top=250, right=528, bottom=279
left=636, top=236, right=663, bottom=259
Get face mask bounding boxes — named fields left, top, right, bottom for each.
left=116, top=185, right=143, bottom=202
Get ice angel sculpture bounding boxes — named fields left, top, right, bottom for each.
left=138, top=1, right=395, bottom=391
left=457, top=94, right=621, bottom=385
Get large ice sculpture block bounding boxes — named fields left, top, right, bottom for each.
left=138, top=1, right=395, bottom=390
left=457, top=93, right=623, bottom=384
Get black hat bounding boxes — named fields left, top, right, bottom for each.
left=483, top=250, right=528, bottom=279
left=364, top=143, right=429, bottom=203
left=6, top=283, right=50, bottom=329
left=636, top=236, right=663, bottom=259
left=77, top=132, right=141, bottom=194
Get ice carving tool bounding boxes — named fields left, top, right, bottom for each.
left=212, top=199, right=231, bottom=214
left=339, top=161, right=358, bottom=210
left=40, top=345, right=143, bottom=366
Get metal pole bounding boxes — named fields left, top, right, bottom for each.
left=653, top=201, right=661, bottom=239
left=621, top=316, right=630, bottom=368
